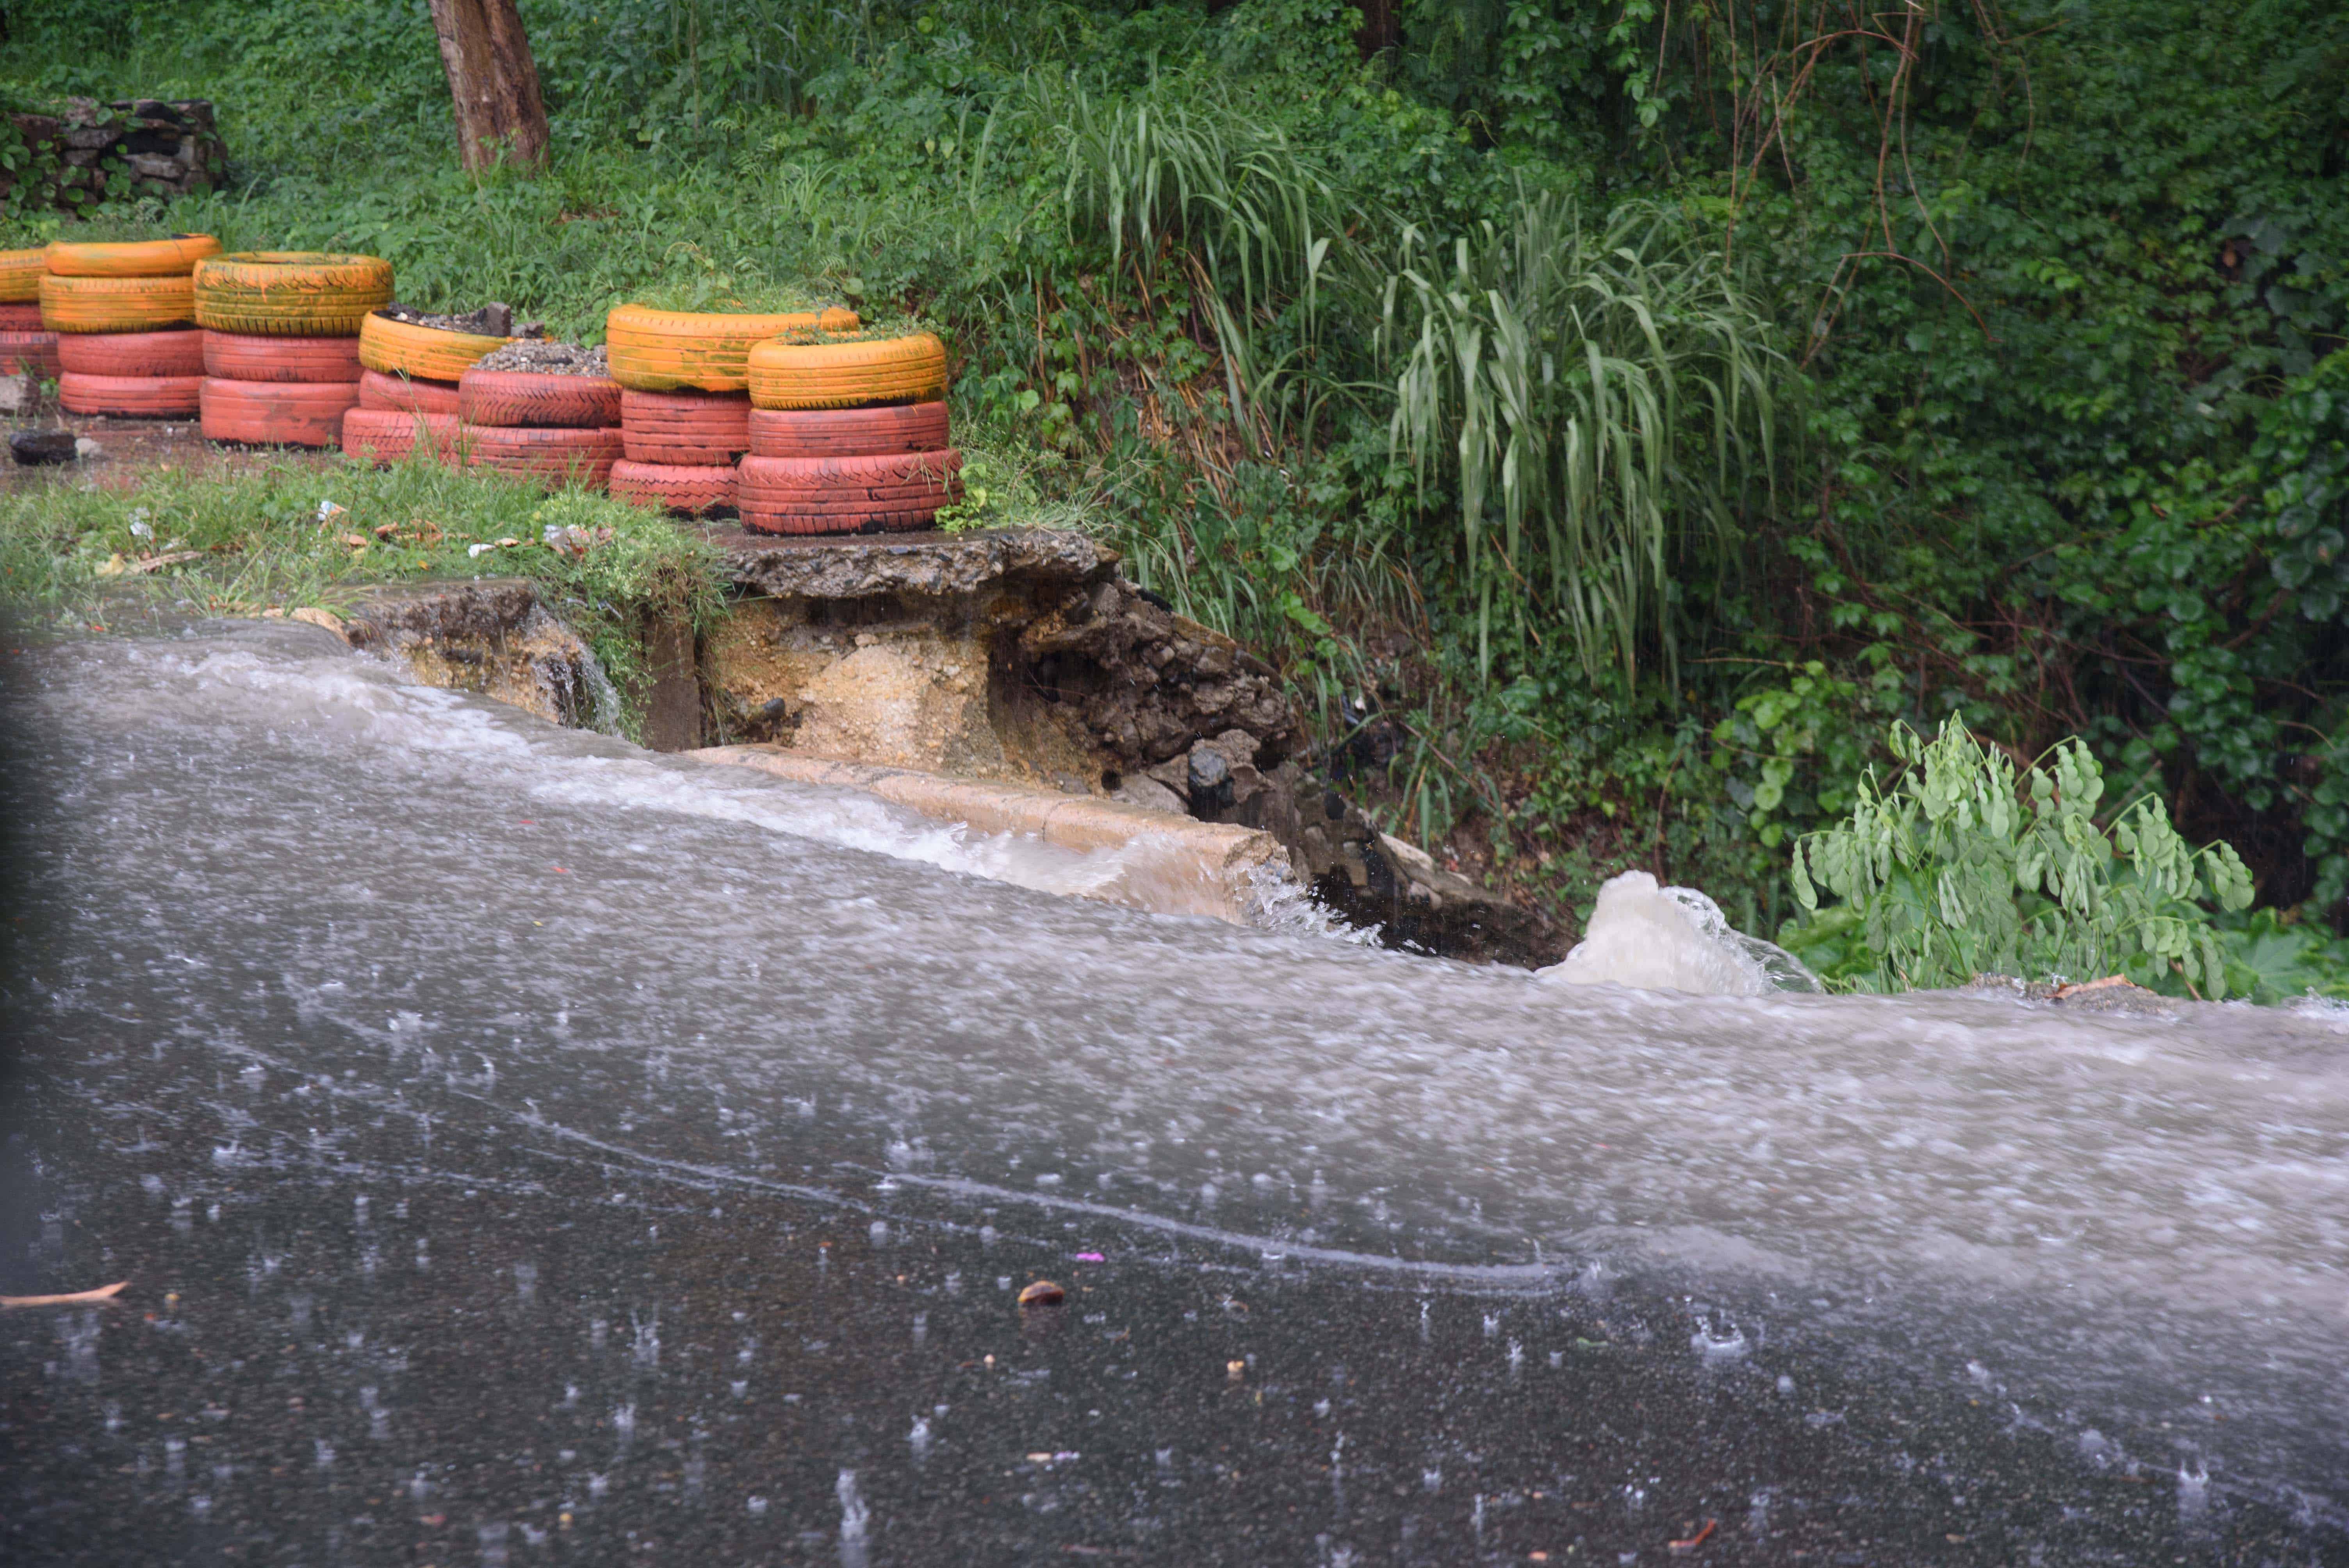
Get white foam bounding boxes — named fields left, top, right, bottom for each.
left=1540, top=870, right=1816, bottom=996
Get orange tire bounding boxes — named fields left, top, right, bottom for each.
left=358, top=311, right=508, bottom=381
left=737, top=449, right=962, bottom=535
left=0, top=302, right=41, bottom=330
left=745, top=332, right=946, bottom=410
left=342, top=408, right=461, bottom=465
left=610, top=459, right=739, bottom=515
left=56, top=328, right=205, bottom=378
left=201, top=330, right=363, bottom=384
left=192, top=252, right=393, bottom=337
left=619, top=388, right=751, bottom=464
left=747, top=401, right=950, bottom=459
left=461, top=424, right=623, bottom=488
left=0, top=330, right=61, bottom=378
left=39, top=273, right=196, bottom=333
left=200, top=378, right=362, bottom=447
left=605, top=303, right=860, bottom=394
left=0, top=248, right=43, bottom=303
left=458, top=367, right=621, bottom=428
left=59, top=371, right=205, bottom=417
left=358, top=369, right=463, bottom=416
left=44, top=234, right=221, bottom=278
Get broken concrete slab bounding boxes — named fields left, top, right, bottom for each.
left=691, top=743, right=1293, bottom=926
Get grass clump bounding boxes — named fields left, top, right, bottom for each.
left=0, top=453, right=724, bottom=742
left=620, top=275, right=854, bottom=321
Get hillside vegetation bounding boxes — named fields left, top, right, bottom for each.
left=5, top=0, right=2347, bottom=995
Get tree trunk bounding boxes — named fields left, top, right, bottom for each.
left=428, top=0, right=548, bottom=173
left=1354, top=0, right=1399, bottom=59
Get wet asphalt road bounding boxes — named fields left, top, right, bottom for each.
left=1, top=1028, right=2338, bottom=1567
left=0, top=627, right=2344, bottom=1566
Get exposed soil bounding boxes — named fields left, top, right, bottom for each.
left=2, top=406, right=331, bottom=495
left=471, top=339, right=608, bottom=375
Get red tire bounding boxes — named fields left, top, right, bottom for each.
left=201, top=330, right=363, bottom=384
left=59, top=371, right=204, bottom=417
left=0, top=302, right=41, bottom=331
left=737, top=449, right=962, bottom=535
left=618, top=389, right=750, bottom=465
left=342, top=408, right=461, bottom=465
left=200, top=378, right=362, bottom=447
left=0, top=329, right=61, bottom=378
left=746, top=401, right=950, bottom=459
left=460, top=424, right=623, bottom=488
left=358, top=368, right=462, bottom=417
left=56, top=328, right=206, bottom=378
left=610, top=459, right=739, bottom=516
left=458, top=368, right=621, bottom=428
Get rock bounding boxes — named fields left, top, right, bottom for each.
left=1212, top=755, right=1567, bottom=968
left=289, top=607, right=349, bottom=642
left=340, top=579, right=606, bottom=729
left=9, top=431, right=77, bottom=466
left=1112, top=774, right=1186, bottom=816
left=1186, top=743, right=1233, bottom=816
left=74, top=436, right=102, bottom=461
left=0, top=377, right=30, bottom=414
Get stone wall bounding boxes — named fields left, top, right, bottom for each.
left=4, top=98, right=225, bottom=211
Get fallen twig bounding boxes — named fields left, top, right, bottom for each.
left=1668, top=1518, right=1718, bottom=1553
left=1, top=1279, right=128, bottom=1308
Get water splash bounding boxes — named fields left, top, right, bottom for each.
left=1542, top=870, right=1818, bottom=996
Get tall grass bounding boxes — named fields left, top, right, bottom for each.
left=1377, top=191, right=1785, bottom=687
left=1036, top=70, right=1344, bottom=449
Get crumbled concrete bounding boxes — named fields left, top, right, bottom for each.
left=339, top=579, right=606, bottom=730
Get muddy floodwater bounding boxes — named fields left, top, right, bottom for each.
left=2, top=621, right=2344, bottom=1564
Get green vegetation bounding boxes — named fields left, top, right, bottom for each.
left=1786, top=718, right=2256, bottom=997
left=5, top=0, right=2348, bottom=995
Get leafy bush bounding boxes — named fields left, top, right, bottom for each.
left=1788, top=719, right=2255, bottom=996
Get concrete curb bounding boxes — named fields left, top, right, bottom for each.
left=688, top=744, right=1295, bottom=925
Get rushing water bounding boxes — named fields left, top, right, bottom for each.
left=4, top=620, right=2347, bottom=1548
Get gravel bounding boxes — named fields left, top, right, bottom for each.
left=471, top=340, right=609, bottom=376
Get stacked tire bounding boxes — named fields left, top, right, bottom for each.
left=740, top=330, right=959, bottom=535
left=457, top=360, right=623, bottom=491
left=344, top=311, right=508, bottom=466
left=39, top=235, right=219, bottom=415
left=613, top=389, right=748, bottom=516
left=0, top=248, right=60, bottom=380
left=194, top=252, right=391, bottom=446
left=603, top=303, right=859, bottom=517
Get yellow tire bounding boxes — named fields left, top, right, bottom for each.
left=358, top=311, right=508, bottom=382
left=39, top=273, right=197, bottom=334
left=745, top=331, right=948, bottom=410
left=0, top=248, right=45, bottom=303
left=192, top=252, right=394, bottom=337
left=44, top=234, right=221, bottom=278
left=605, top=303, right=860, bottom=393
